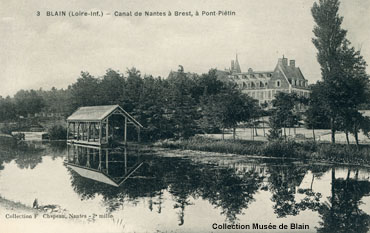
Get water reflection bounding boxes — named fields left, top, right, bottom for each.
left=317, top=168, right=370, bottom=233
left=0, top=141, right=66, bottom=170
left=266, top=164, right=323, bottom=218
left=65, top=144, right=144, bottom=187
left=1, top=142, right=370, bottom=232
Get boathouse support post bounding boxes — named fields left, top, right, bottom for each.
left=105, top=149, right=109, bottom=172
left=137, top=126, right=141, bottom=142
left=92, top=123, right=96, bottom=142
left=124, top=146, right=127, bottom=173
left=67, top=122, right=70, bottom=140
left=99, top=121, right=102, bottom=144
left=106, top=118, right=109, bottom=144
left=73, top=122, right=76, bottom=139
left=87, top=122, right=90, bottom=142
left=77, top=123, right=80, bottom=140
left=98, top=148, right=102, bottom=171
left=124, top=116, right=127, bottom=145
left=82, top=123, right=85, bottom=141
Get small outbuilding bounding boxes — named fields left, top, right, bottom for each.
left=66, top=105, right=143, bottom=146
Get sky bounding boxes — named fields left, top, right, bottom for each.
left=0, top=0, right=369, bottom=97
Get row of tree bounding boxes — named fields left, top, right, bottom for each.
left=0, top=67, right=261, bottom=141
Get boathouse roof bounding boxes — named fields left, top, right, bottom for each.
left=67, top=105, right=143, bottom=127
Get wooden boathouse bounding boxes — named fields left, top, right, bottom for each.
left=66, top=105, right=143, bottom=146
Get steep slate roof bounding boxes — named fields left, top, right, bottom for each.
left=67, top=105, right=143, bottom=127
left=279, top=64, right=305, bottom=81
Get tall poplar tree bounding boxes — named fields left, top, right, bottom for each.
left=311, top=0, right=368, bottom=144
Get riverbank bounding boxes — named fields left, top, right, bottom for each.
left=153, top=136, right=370, bottom=165
left=0, top=195, right=39, bottom=214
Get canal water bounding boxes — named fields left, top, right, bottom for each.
left=0, top=141, right=370, bottom=233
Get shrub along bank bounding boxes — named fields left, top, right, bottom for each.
left=154, top=136, right=370, bottom=165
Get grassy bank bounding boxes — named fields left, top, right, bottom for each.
left=154, top=136, right=370, bottom=165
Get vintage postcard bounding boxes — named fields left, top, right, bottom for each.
left=1, top=0, right=370, bottom=232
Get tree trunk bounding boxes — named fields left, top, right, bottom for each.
left=222, top=128, right=225, bottom=140
left=331, top=168, right=336, bottom=206
left=252, top=126, right=254, bottom=141
left=233, top=127, right=236, bottom=141
left=312, top=127, right=316, bottom=142
left=262, top=121, right=266, bottom=137
left=346, top=169, right=351, bottom=180
left=283, top=127, right=287, bottom=141
left=330, top=117, right=336, bottom=144
left=354, top=124, right=359, bottom=147
left=355, top=169, right=359, bottom=180
left=310, top=174, right=315, bottom=190
left=345, top=130, right=350, bottom=145
left=354, top=131, right=359, bottom=147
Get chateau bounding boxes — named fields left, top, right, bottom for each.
left=217, top=55, right=310, bottom=106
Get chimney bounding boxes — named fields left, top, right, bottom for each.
left=290, top=60, right=295, bottom=68
left=278, top=58, right=283, bottom=65
left=282, top=57, right=288, bottom=66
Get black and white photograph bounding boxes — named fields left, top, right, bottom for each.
left=1, top=0, right=370, bottom=232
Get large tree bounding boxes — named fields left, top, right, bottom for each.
left=269, top=92, right=300, bottom=141
left=70, top=71, right=100, bottom=108
left=13, top=89, right=45, bottom=116
left=199, top=85, right=259, bottom=140
left=311, top=0, right=368, bottom=144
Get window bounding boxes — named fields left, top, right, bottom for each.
left=294, top=80, right=297, bottom=86
left=276, top=80, right=281, bottom=87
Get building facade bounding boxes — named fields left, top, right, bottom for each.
left=219, top=55, right=310, bottom=106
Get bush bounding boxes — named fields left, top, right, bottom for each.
left=262, top=140, right=301, bottom=158
left=0, top=123, right=17, bottom=135
left=48, top=125, right=67, bottom=140
left=154, top=136, right=370, bottom=165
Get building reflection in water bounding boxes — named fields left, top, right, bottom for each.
left=65, top=144, right=143, bottom=187
left=63, top=144, right=370, bottom=230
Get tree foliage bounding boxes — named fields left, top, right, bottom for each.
left=311, top=0, right=369, bottom=144
left=0, top=66, right=263, bottom=141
